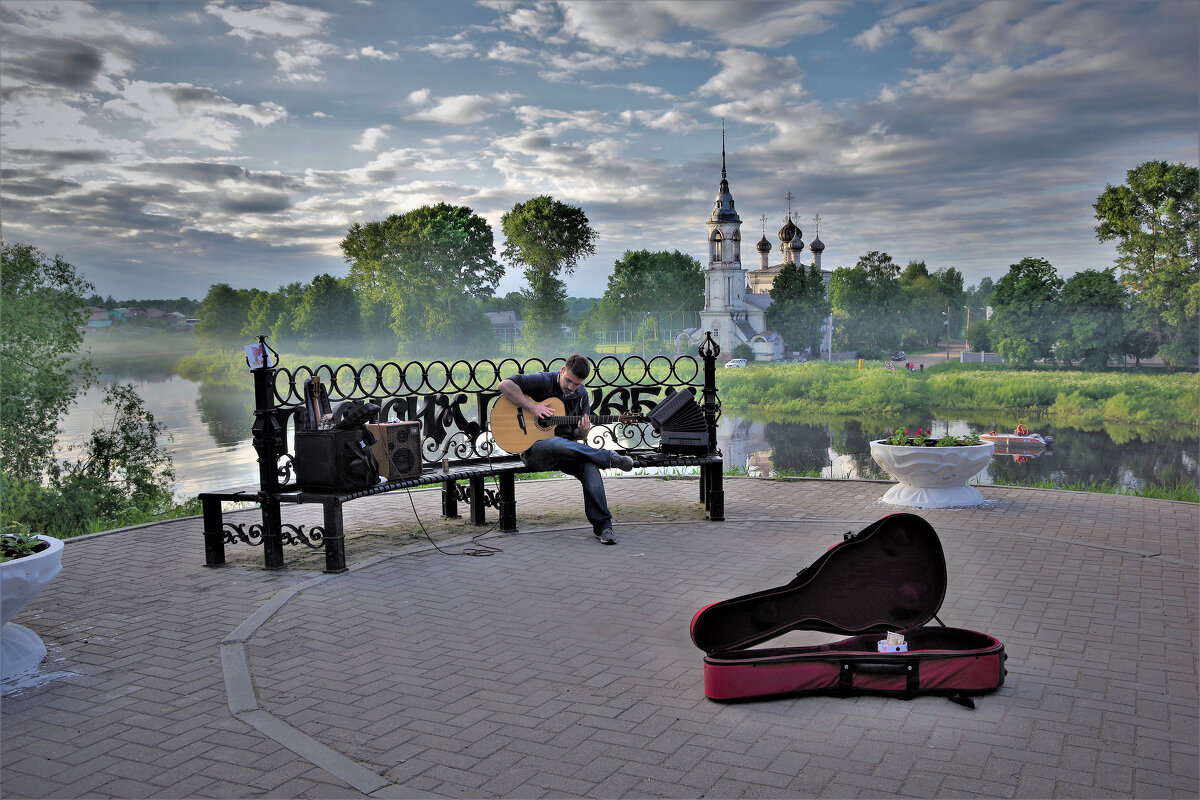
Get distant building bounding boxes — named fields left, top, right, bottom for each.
left=686, top=137, right=833, bottom=361
left=484, top=311, right=521, bottom=348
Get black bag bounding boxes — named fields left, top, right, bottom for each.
left=293, top=428, right=381, bottom=492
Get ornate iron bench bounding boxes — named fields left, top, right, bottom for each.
left=199, top=334, right=725, bottom=572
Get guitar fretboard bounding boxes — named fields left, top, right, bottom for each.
left=536, top=414, right=627, bottom=427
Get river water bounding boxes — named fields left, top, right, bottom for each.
left=59, top=368, right=1198, bottom=499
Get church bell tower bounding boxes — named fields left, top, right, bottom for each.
left=699, top=125, right=746, bottom=357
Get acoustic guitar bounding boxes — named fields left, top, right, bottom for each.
left=490, top=394, right=642, bottom=454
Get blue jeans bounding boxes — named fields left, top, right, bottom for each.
left=522, top=437, right=617, bottom=534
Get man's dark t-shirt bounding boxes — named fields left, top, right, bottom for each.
left=505, top=371, right=590, bottom=439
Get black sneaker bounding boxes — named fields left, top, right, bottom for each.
left=595, top=528, right=617, bottom=545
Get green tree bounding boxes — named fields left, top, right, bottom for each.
left=5, top=384, right=176, bottom=537
left=293, top=274, right=360, bottom=348
left=242, top=288, right=285, bottom=340
left=829, top=251, right=902, bottom=354
left=767, top=260, right=831, bottom=356
left=966, top=317, right=993, bottom=352
left=1055, top=268, right=1127, bottom=368
left=267, top=282, right=307, bottom=349
left=602, top=250, right=702, bottom=322
left=968, top=276, right=996, bottom=313
left=900, top=262, right=965, bottom=344
left=1094, top=160, right=1199, bottom=368
left=194, top=283, right=254, bottom=350
left=0, top=243, right=181, bottom=537
left=991, top=257, right=1063, bottom=367
left=342, top=203, right=502, bottom=357
left=501, top=196, right=597, bottom=353
left=0, top=242, right=96, bottom=480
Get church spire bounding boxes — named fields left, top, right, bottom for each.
left=721, top=118, right=727, bottom=183
left=710, top=121, right=740, bottom=223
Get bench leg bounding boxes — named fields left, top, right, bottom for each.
left=262, top=496, right=285, bottom=570
left=498, top=472, right=518, bottom=532
left=442, top=480, right=460, bottom=519
left=202, top=497, right=226, bottom=567
left=322, top=499, right=347, bottom=574
left=704, top=464, right=725, bottom=521
left=469, top=476, right=486, bottom=525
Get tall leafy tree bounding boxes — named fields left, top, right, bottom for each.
left=1094, top=160, right=1199, bottom=368
left=342, top=203, right=502, bottom=356
left=293, top=274, right=360, bottom=347
left=194, top=283, right=255, bottom=350
left=500, top=196, right=597, bottom=352
left=0, top=242, right=96, bottom=480
left=829, top=251, right=902, bottom=353
left=1055, top=268, right=1127, bottom=368
left=991, top=257, right=1063, bottom=367
left=596, top=250, right=703, bottom=346
left=767, top=260, right=831, bottom=356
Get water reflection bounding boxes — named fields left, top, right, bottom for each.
left=56, top=370, right=1198, bottom=498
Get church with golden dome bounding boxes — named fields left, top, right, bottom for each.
left=686, top=138, right=832, bottom=362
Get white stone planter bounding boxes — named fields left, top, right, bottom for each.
left=1, top=535, right=64, bottom=682
left=869, top=440, right=994, bottom=508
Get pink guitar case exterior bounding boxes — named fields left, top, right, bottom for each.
left=690, top=513, right=1006, bottom=703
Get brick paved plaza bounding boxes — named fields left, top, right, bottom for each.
left=1, top=477, right=1196, bottom=798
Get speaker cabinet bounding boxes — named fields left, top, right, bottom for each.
left=366, top=421, right=422, bottom=481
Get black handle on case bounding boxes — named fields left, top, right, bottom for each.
left=839, top=659, right=920, bottom=692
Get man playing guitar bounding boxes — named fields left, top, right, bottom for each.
left=496, top=354, right=634, bottom=545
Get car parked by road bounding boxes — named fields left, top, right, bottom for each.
left=725, top=358, right=748, bottom=368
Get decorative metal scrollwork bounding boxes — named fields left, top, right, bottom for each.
left=281, top=524, right=323, bottom=549
left=263, top=349, right=709, bottom=480
left=221, top=521, right=322, bottom=549
left=223, top=522, right=263, bottom=546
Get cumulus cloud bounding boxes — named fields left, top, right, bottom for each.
left=513, top=106, right=621, bottom=136
left=272, top=39, right=339, bottom=82
left=352, top=125, right=393, bottom=152
left=0, top=1, right=163, bottom=96
left=205, top=0, right=331, bottom=42
left=357, top=45, right=399, bottom=61
left=418, top=39, right=477, bottom=59
left=102, top=81, right=288, bottom=150
left=406, top=89, right=518, bottom=125
left=620, top=108, right=700, bottom=132
left=487, top=41, right=538, bottom=63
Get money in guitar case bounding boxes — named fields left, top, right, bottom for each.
left=690, top=513, right=1006, bottom=705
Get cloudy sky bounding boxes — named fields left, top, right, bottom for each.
left=2, top=0, right=1196, bottom=303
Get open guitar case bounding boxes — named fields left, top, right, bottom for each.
left=690, top=513, right=1006, bottom=707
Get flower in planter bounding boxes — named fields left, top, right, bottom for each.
left=0, top=527, right=49, bottom=563
left=882, top=428, right=983, bottom=447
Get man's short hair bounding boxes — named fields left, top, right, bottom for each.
left=564, top=354, right=590, bottom=380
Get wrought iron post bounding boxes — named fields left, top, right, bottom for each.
left=698, top=332, right=724, bottom=521
left=250, top=336, right=286, bottom=570
left=699, top=331, right=720, bottom=454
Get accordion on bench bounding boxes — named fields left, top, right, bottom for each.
left=646, top=388, right=709, bottom=455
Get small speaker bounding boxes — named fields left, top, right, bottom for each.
left=365, top=421, right=422, bottom=481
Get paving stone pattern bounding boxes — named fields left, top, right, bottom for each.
left=1, top=477, right=1196, bottom=799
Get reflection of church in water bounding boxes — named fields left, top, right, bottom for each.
left=685, top=139, right=833, bottom=361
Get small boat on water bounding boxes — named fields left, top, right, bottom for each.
left=980, top=427, right=1053, bottom=449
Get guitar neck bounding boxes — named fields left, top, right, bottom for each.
left=542, top=414, right=627, bottom=427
